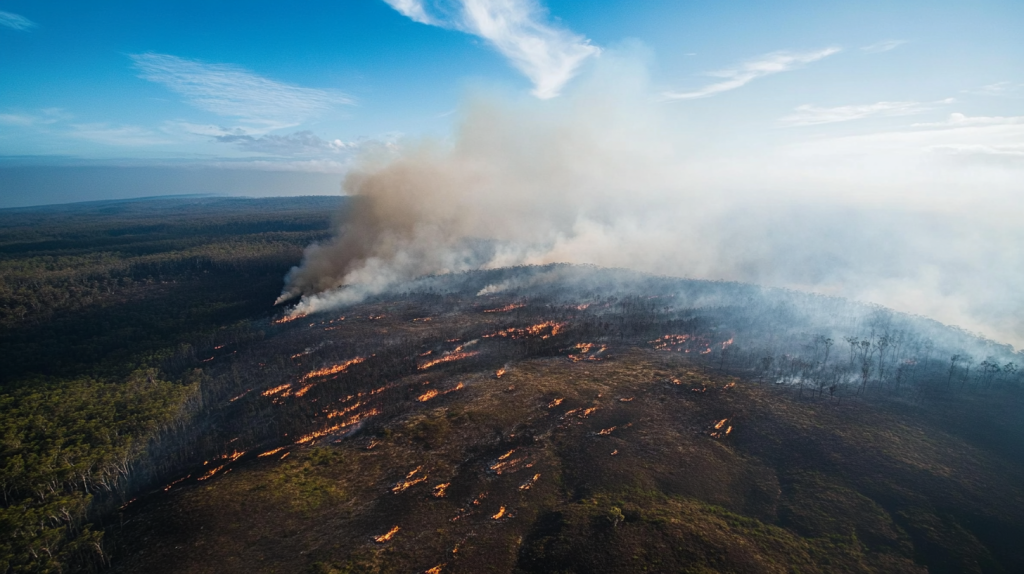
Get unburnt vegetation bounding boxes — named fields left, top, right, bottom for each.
left=2, top=198, right=1023, bottom=573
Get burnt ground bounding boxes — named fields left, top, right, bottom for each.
left=106, top=288, right=1024, bottom=574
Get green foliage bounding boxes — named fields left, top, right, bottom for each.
left=0, top=370, right=194, bottom=572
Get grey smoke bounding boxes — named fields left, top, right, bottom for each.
left=278, top=52, right=1024, bottom=349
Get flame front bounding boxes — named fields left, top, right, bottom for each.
left=392, top=466, right=428, bottom=493
left=374, top=525, right=400, bottom=543
left=300, top=357, right=366, bottom=382
left=519, top=473, right=541, bottom=490
left=419, top=350, right=479, bottom=371
left=484, top=303, right=525, bottom=313
left=485, top=321, right=565, bottom=340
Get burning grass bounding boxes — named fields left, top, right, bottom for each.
left=392, top=467, right=428, bottom=494
left=300, top=357, right=366, bottom=382
left=484, top=321, right=565, bottom=340
left=483, top=303, right=525, bottom=313
left=374, top=526, right=400, bottom=543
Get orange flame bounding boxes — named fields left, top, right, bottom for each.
left=519, top=473, right=540, bottom=490
left=650, top=334, right=691, bottom=351
left=294, top=408, right=380, bottom=444
left=547, top=397, right=564, bottom=408
left=597, top=426, right=617, bottom=436
left=610, top=449, right=619, bottom=456
left=425, top=566, right=444, bottom=574
left=491, top=506, right=506, bottom=519
left=374, top=526, right=400, bottom=543
left=262, top=384, right=291, bottom=397
left=418, top=389, right=440, bottom=402
left=495, top=368, right=507, bottom=378
left=162, top=475, right=190, bottom=491
left=273, top=313, right=306, bottom=325
left=300, top=357, right=366, bottom=382
left=229, top=389, right=251, bottom=402
left=392, top=467, right=428, bottom=493
left=619, top=397, right=634, bottom=402
left=714, top=418, right=728, bottom=430
left=484, top=303, right=525, bottom=313
left=485, top=321, right=565, bottom=340
left=197, top=464, right=226, bottom=481
left=258, top=447, right=286, bottom=458
left=419, top=351, right=479, bottom=371
left=433, top=483, right=450, bottom=498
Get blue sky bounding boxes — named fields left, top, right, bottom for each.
left=0, top=0, right=1022, bottom=205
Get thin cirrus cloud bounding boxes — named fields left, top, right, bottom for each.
left=214, top=131, right=357, bottom=156
left=382, top=0, right=600, bottom=99
left=963, top=81, right=1022, bottom=97
left=662, top=47, right=841, bottom=100
left=69, top=123, right=172, bottom=146
left=0, top=10, right=35, bottom=31
left=860, top=40, right=907, bottom=53
left=780, top=99, right=955, bottom=126
left=130, top=53, right=353, bottom=131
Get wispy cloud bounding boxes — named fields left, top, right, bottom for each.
left=912, top=112, right=1024, bottom=128
left=69, top=123, right=172, bottom=146
left=215, top=130, right=357, bottom=156
left=0, top=108, right=72, bottom=126
left=962, top=81, right=1022, bottom=97
left=861, top=40, right=907, bottom=53
left=382, top=0, right=436, bottom=25
left=781, top=99, right=954, bottom=126
left=0, top=114, right=37, bottom=126
left=382, top=0, right=599, bottom=99
left=930, top=143, right=1024, bottom=160
left=662, top=47, right=840, bottom=100
left=130, top=53, right=352, bottom=131
left=0, top=10, right=35, bottom=31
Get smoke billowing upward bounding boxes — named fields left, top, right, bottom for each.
left=279, top=51, right=1024, bottom=348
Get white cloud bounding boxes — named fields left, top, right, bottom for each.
left=381, top=0, right=600, bottom=99
left=662, top=47, right=840, bottom=100
left=0, top=114, right=36, bottom=126
left=214, top=130, right=357, bottom=156
left=69, top=124, right=172, bottom=146
left=382, top=0, right=436, bottom=24
left=130, top=53, right=352, bottom=131
left=962, top=81, right=1022, bottom=97
left=781, top=99, right=954, bottom=126
left=0, top=108, right=72, bottom=127
left=912, top=112, right=1024, bottom=128
left=861, top=40, right=907, bottom=53
left=0, top=10, right=35, bottom=31
left=929, top=143, right=1024, bottom=159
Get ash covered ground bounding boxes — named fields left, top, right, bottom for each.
left=109, top=265, right=1024, bottom=574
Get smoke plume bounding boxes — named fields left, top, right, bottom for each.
left=279, top=50, right=1024, bottom=348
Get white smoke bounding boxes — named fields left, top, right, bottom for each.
left=279, top=48, right=1024, bottom=348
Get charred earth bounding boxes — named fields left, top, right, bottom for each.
left=106, top=265, right=1024, bottom=574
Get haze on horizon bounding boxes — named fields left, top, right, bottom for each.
left=1, top=0, right=1022, bottom=347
